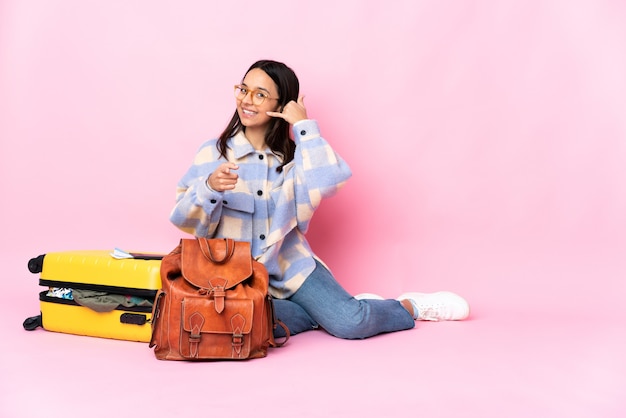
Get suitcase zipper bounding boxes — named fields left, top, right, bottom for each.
left=39, top=279, right=158, bottom=299
left=39, top=291, right=153, bottom=313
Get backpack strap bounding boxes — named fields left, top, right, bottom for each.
left=266, top=295, right=290, bottom=347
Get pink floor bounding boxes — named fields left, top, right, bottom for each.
left=2, top=249, right=625, bottom=418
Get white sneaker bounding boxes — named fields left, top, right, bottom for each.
left=397, top=291, right=470, bottom=321
left=354, top=293, right=384, bottom=300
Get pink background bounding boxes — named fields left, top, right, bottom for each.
left=1, top=1, right=625, bottom=417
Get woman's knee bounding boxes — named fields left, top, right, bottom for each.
left=273, top=299, right=318, bottom=337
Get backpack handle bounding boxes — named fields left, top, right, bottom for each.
left=198, top=238, right=235, bottom=264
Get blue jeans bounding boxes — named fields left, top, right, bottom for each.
left=272, top=260, right=415, bottom=339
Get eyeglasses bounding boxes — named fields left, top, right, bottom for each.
left=234, top=84, right=279, bottom=105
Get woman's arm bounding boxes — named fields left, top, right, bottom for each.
left=267, top=96, right=352, bottom=233
left=169, top=140, right=226, bottom=237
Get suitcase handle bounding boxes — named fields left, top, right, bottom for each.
left=120, top=313, right=147, bottom=326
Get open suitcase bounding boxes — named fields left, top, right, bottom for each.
left=24, top=250, right=163, bottom=342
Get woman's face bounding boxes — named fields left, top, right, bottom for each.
left=236, top=68, right=281, bottom=132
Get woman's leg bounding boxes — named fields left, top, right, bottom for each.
left=286, top=260, right=415, bottom=339
left=272, top=298, right=318, bottom=338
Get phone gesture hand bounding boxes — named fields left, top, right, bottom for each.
left=266, top=95, right=307, bottom=125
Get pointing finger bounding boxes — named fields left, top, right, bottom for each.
left=221, top=162, right=239, bottom=175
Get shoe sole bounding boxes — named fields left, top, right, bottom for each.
left=397, top=291, right=470, bottom=320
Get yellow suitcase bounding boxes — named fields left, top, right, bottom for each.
left=24, top=250, right=163, bottom=342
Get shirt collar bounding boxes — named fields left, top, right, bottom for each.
left=229, top=130, right=282, bottom=163
left=229, top=131, right=256, bottom=159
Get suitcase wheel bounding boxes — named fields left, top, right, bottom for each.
left=28, top=255, right=46, bottom=274
left=23, top=315, right=43, bottom=331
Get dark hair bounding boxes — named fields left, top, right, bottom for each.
left=217, top=60, right=299, bottom=172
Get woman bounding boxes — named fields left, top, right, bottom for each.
left=169, top=59, right=469, bottom=339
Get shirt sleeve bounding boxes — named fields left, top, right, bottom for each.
left=290, top=119, right=352, bottom=233
left=168, top=140, right=225, bottom=237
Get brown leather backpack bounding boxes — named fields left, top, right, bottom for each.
left=149, top=238, right=288, bottom=360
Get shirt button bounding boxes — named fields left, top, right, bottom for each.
left=259, top=234, right=266, bottom=240
left=210, top=199, right=217, bottom=204
left=257, top=190, right=263, bottom=196
left=223, top=200, right=228, bottom=205
left=300, top=130, right=306, bottom=136
left=258, top=154, right=264, bottom=160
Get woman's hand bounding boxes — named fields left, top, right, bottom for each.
left=207, top=162, right=239, bottom=192
left=266, top=95, right=307, bottom=125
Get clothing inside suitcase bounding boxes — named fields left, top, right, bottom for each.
left=24, top=250, right=163, bottom=342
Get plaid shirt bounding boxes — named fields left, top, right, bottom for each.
left=169, top=120, right=352, bottom=298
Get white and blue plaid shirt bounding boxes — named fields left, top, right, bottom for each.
left=169, top=120, right=352, bottom=298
